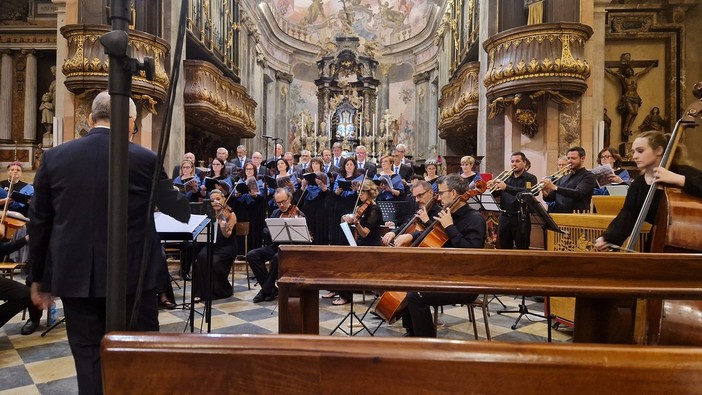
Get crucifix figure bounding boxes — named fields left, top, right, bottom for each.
left=605, top=53, right=657, bottom=142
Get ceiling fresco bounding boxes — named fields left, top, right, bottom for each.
left=265, top=0, right=442, bottom=47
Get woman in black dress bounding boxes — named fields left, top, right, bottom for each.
left=193, top=189, right=238, bottom=301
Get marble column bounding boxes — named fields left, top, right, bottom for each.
left=0, top=51, right=13, bottom=142
left=275, top=70, right=292, bottom=149
left=477, top=0, right=501, bottom=173
left=23, top=50, right=37, bottom=142
left=413, top=71, right=431, bottom=160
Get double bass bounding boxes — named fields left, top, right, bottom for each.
left=375, top=179, right=487, bottom=323
left=624, top=82, right=702, bottom=345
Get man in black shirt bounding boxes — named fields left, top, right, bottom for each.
left=542, top=147, right=597, bottom=213
left=395, top=174, right=486, bottom=337
left=488, top=152, right=538, bottom=249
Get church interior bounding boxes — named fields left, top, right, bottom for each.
left=1, top=0, right=702, bottom=393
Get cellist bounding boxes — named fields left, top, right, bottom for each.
left=381, top=180, right=439, bottom=246
left=595, top=130, right=702, bottom=252
left=396, top=174, right=487, bottom=337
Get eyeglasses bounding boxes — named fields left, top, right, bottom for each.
left=275, top=200, right=290, bottom=206
left=413, top=189, right=431, bottom=199
left=437, top=189, right=451, bottom=196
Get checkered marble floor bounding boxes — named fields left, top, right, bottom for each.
left=0, top=268, right=572, bottom=394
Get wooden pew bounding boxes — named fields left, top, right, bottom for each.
left=277, top=246, right=702, bottom=343
left=101, top=332, right=702, bottom=394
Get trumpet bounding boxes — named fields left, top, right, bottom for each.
left=487, top=167, right=516, bottom=193
left=530, top=164, right=572, bottom=195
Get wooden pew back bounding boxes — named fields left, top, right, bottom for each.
left=102, top=333, right=702, bottom=395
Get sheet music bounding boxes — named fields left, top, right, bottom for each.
left=339, top=222, right=357, bottom=246
left=469, top=192, right=502, bottom=212
left=154, top=213, right=210, bottom=240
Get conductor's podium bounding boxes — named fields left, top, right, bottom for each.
left=546, top=212, right=651, bottom=328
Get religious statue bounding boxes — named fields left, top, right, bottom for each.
left=39, top=92, right=54, bottom=134
left=33, top=144, right=43, bottom=170
left=336, top=110, right=355, bottom=139
left=605, top=60, right=656, bottom=142
left=603, top=108, right=611, bottom=149
left=637, top=106, right=665, bottom=132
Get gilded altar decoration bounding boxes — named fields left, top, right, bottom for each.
left=60, top=24, right=169, bottom=101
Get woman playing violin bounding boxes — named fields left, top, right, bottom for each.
left=595, top=131, right=702, bottom=251
left=192, top=189, right=238, bottom=301
left=332, top=180, right=383, bottom=306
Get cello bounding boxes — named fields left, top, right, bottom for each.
left=623, top=81, right=702, bottom=345
left=375, top=179, right=487, bottom=323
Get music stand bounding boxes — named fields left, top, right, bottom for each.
left=496, top=193, right=562, bottom=339
left=265, top=217, right=313, bottom=244
left=468, top=192, right=502, bottom=212
left=155, top=212, right=212, bottom=333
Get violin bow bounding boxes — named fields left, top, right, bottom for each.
left=351, top=168, right=370, bottom=215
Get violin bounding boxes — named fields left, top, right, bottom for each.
left=411, top=179, right=486, bottom=248
left=280, top=204, right=301, bottom=218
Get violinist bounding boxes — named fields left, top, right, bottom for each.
left=400, top=174, right=486, bottom=337
left=595, top=131, right=702, bottom=251
left=247, top=188, right=304, bottom=303
left=488, top=152, right=538, bottom=249
left=192, top=189, right=238, bottom=301
left=342, top=179, right=383, bottom=246
left=381, top=180, right=438, bottom=246
left=333, top=180, right=383, bottom=306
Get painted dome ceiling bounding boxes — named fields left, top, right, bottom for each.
left=262, top=0, right=443, bottom=47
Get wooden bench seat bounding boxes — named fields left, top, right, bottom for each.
left=277, top=246, right=702, bottom=343
left=101, top=332, right=702, bottom=394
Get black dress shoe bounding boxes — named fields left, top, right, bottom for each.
left=253, top=291, right=266, bottom=303
left=21, top=319, right=39, bottom=335
left=402, top=331, right=414, bottom=337
left=158, top=300, right=177, bottom=310
left=264, top=290, right=278, bottom=302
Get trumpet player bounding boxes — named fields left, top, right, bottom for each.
left=488, top=152, right=538, bottom=249
left=541, top=147, right=597, bottom=213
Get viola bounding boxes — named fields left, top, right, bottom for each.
left=280, top=204, right=301, bottom=218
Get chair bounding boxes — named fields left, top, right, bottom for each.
left=232, top=222, right=251, bottom=290
left=433, top=294, right=491, bottom=340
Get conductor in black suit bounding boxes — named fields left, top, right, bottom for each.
left=29, top=92, right=190, bottom=394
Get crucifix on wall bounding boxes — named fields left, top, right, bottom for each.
left=605, top=53, right=658, bottom=143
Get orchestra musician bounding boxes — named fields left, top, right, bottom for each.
left=246, top=188, right=304, bottom=303
left=333, top=180, right=383, bottom=306
left=192, top=189, right=238, bottom=301
left=541, top=147, right=597, bottom=213
left=397, top=174, right=487, bottom=337
left=595, top=131, right=702, bottom=251
left=381, top=180, right=439, bottom=246
left=0, top=162, right=34, bottom=217
left=488, top=152, right=538, bottom=249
